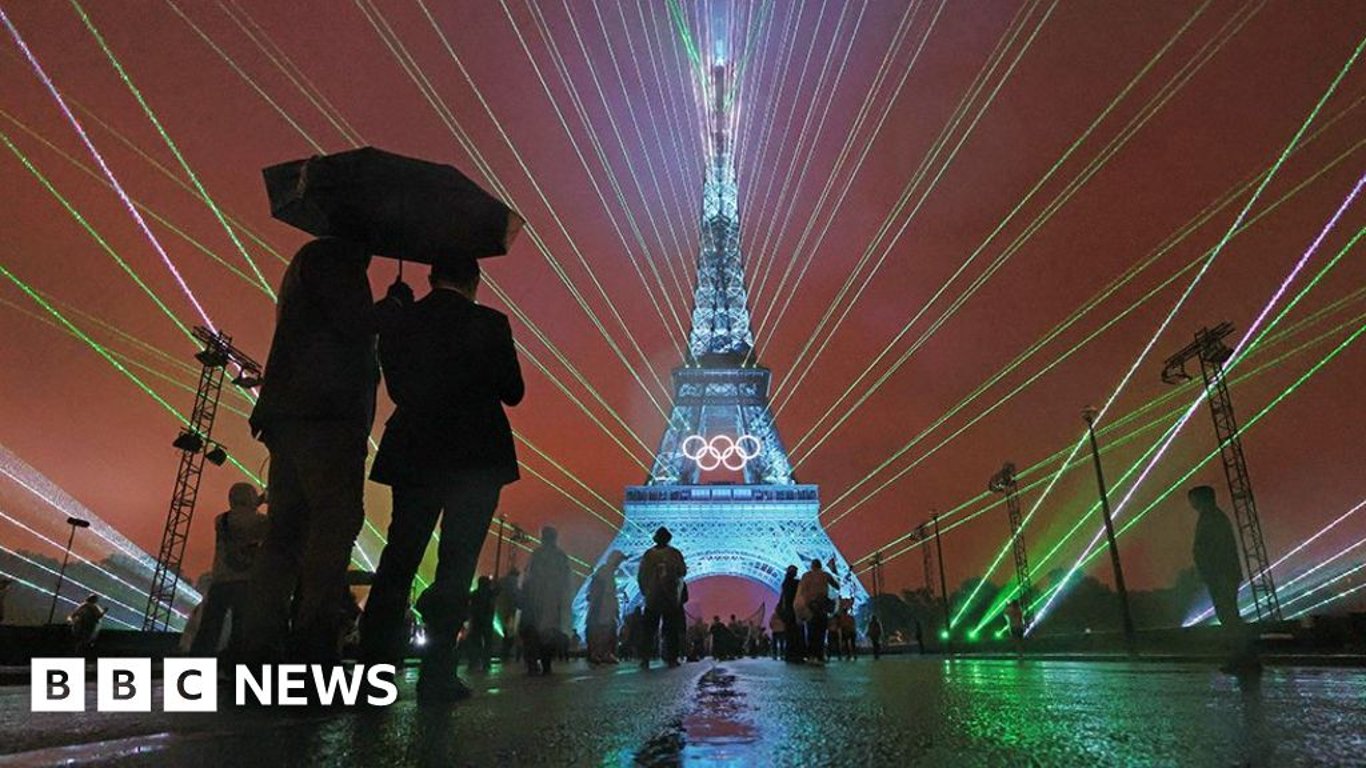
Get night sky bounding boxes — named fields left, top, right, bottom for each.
left=2, top=1, right=1364, bottom=623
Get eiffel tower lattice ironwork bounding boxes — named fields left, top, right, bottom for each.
left=571, top=56, right=868, bottom=631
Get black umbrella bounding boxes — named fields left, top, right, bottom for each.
left=263, top=147, right=523, bottom=264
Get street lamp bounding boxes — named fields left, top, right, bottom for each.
left=1081, top=406, right=1137, bottom=654
left=932, top=511, right=952, bottom=655
left=47, top=516, right=91, bottom=624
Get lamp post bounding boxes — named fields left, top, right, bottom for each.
left=1082, top=406, right=1137, bottom=653
left=932, top=511, right=952, bottom=655
left=48, top=516, right=90, bottom=624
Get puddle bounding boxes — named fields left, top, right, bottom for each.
left=636, top=667, right=759, bottom=765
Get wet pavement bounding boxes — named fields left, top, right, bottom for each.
left=2, top=656, right=1364, bottom=766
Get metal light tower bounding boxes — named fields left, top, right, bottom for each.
left=1162, top=322, right=1281, bottom=622
left=869, top=550, right=884, bottom=599
left=1082, top=406, right=1137, bottom=653
left=988, top=462, right=1033, bottom=629
left=143, top=326, right=261, bottom=631
left=47, top=516, right=90, bottom=624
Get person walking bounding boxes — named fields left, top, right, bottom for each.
left=795, top=560, right=839, bottom=662
left=191, top=483, right=268, bottom=656
left=769, top=610, right=786, bottom=659
left=868, top=614, right=883, bottom=660
left=586, top=551, right=626, bottom=664
left=245, top=236, right=409, bottom=664
left=779, top=565, right=804, bottom=663
left=520, top=526, right=572, bottom=675
left=708, top=616, right=728, bottom=660
left=1189, top=485, right=1259, bottom=674
left=360, top=257, right=524, bottom=702
left=496, top=566, right=521, bottom=662
left=69, top=594, right=105, bottom=656
left=465, top=576, right=497, bottom=673
left=836, top=608, right=857, bottom=660
left=638, top=527, right=687, bottom=668
left=727, top=614, right=744, bottom=659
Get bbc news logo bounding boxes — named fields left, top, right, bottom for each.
left=31, top=658, right=398, bottom=712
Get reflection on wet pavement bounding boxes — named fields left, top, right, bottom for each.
left=636, top=667, right=758, bottom=766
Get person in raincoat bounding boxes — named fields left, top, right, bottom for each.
left=520, top=526, right=571, bottom=675
left=586, top=551, right=626, bottom=664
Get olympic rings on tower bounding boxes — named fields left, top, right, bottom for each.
left=681, top=434, right=763, bottom=471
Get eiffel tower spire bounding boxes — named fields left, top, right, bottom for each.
left=689, top=62, right=754, bottom=360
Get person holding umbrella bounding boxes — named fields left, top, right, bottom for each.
left=361, top=256, right=524, bottom=703
left=243, top=234, right=410, bottom=664
left=250, top=148, right=522, bottom=670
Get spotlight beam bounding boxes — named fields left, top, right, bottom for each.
left=72, top=0, right=276, bottom=300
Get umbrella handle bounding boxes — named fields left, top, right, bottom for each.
left=397, top=259, right=404, bottom=282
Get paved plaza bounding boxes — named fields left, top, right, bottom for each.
left=3, top=656, right=1363, bottom=766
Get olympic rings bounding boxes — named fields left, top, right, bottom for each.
left=681, top=434, right=763, bottom=471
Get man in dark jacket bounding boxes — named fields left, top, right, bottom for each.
left=360, top=256, right=523, bottom=703
left=244, top=236, right=407, bottom=663
left=637, top=526, right=686, bottom=668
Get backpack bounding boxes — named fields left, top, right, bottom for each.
left=217, top=514, right=256, bottom=573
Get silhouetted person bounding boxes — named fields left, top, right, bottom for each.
left=708, top=616, right=728, bottom=659
left=520, top=526, right=572, bottom=675
left=191, top=483, right=268, bottom=656
left=496, top=566, right=520, bottom=661
left=769, top=610, right=786, bottom=659
left=727, top=614, right=744, bottom=658
left=687, top=616, right=708, bottom=661
left=245, top=236, right=409, bottom=663
left=836, top=609, right=857, bottom=659
left=779, top=564, right=804, bottom=662
left=466, top=576, right=497, bottom=673
left=868, top=615, right=883, bottom=659
left=622, top=606, right=643, bottom=661
left=360, top=257, right=523, bottom=703
left=638, top=526, right=687, bottom=668
left=69, top=594, right=105, bottom=656
left=1006, top=600, right=1026, bottom=654
left=1190, top=485, right=1259, bottom=673
left=914, top=618, right=925, bottom=655
left=0, top=578, right=11, bottom=625
left=587, top=550, right=626, bottom=664
left=796, top=559, right=839, bottom=662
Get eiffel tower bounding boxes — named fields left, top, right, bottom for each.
left=571, top=56, right=869, bottom=631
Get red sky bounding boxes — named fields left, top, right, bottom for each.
left=1, top=1, right=1364, bottom=620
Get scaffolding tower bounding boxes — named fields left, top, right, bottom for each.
left=988, top=462, right=1034, bottom=627
left=143, top=326, right=261, bottom=631
left=1161, top=322, right=1281, bottom=622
